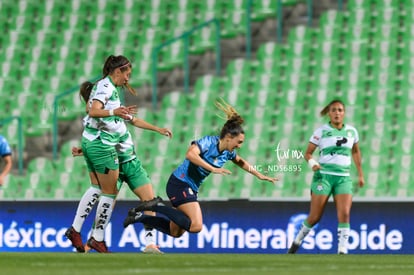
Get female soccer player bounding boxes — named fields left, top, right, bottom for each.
left=72, top=55, right=136, bottom=252
left=123, top=100, right=277, bottom=237
left=65, top=59, right=172, bottom=253
left=287, top=99, right=364, bottom=254
left=0, top=135, right=12, bottom=186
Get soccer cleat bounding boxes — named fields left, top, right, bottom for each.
left=87, top=237, right=109, bottom=253
left=338, top=247, right=348, bottom=254
left=65, top=226, right=85, bottom=253
left=127, top=207, right=137, bottom=217
left=134, top=196, right=164, bottom=212
left=143, top=244, right=164, bottom=254
left=287, top=242, right=300, bottom=254
left=123, top=212, right=144, bottom=228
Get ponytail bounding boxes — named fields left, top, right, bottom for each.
left=79, top=81, right=94, bottom=103
left=215, top=98, right=244, bottom=139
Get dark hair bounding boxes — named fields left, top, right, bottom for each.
left=103, top=55, right=136, bottom=95
left=320, top=99, right=345, bottom=116
left=79, top=55, right=136, bottom=101
left=102, top=55, right=131, bottom=77
left=215, top=99, right=245, bottom=139
left=79, top=81, right=93, bottom=103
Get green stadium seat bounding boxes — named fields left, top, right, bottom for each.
left=316, top=25, right=343, bottom=43
left=159, top=41, right=184, bottom=71
left=319, top=9, right=345, bottom=28
left=196, top=1, right=227, bottom=21
left=221, top=11, right=248, bottom=38
left=132, top=60, right=152, bottom=86
left=168, top=12, right=196, bottom=34
left=27, top=157, right=56, bottom=174
left=0, top=175, right=16, bottom=199
left=344, top=9, right=373, bottom=30
left=189, top=27, right=216, bottom=54
left=31, top=173, right=56, bottom=199
left=346, top=0, right=372, bottom=11
left=63, top=179, right=88, bottom=199
left=225, top=58, right=254, bottom=77
left=251, top=0, right=277, bottom=21
left=374, top=7, right=402, bottom=26
left=1, top=175, right=28, bottom=199
left=255, top=42, right=287, bottom=64
left=374, top=0, right=402, bottom=10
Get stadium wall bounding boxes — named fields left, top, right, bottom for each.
left=0, top=200, right=411, bottom=254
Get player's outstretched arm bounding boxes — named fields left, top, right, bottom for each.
left=130, top=117, right=173, bottom=138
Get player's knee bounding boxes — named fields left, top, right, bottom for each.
left=170, top=228, right=186, bottom=237
left=189, top=222, right=202, bottom=233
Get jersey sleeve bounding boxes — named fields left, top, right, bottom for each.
left=92, top=83, right=111, bottom=106
left=193, top=136, right=212, bottom=155
left=309, top=127, right=322, bottom=146
left=352, top=127, right=359, bottom=144
left=0, top=137, right=12, bottom=157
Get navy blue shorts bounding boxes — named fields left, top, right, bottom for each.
left=166, top=174, right=198, bottom=207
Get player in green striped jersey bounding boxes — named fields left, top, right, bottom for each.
left=288, top=99, right=364, bottom=254
left=75, top=55, right=135, bottom=253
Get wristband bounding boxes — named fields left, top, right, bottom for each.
left=109, top=109, right=114, bottom=116
left=308, top=158, right=319, bottom=169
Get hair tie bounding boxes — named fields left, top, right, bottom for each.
left=118, top=62, right=130, bottom=69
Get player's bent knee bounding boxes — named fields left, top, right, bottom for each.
left=170, top=228, right=186, bottom=237
left=189, top=223, right=202, bottom=233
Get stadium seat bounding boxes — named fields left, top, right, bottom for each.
left=3, top=0, right=413, bottom=200
left=1, top=175, right=28, bottom=199
left=27, top=157, right=55, bottom=174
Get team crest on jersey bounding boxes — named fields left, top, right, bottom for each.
left=346, top=130, right=354, bottom=138
left=316, top=184, right=323, bottom=191
left=111, top=90, right=119, bottom=100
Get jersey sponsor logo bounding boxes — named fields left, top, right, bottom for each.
left=336, top=137, right=348, bottom=147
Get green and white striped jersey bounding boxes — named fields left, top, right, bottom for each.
left=309, top=123, right=359, bottom=176
left=82, top=77, right=128, bottom=145
left=115, top=131, right=137, bottom=164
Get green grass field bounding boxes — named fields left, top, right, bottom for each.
left=1, top=253, right=414, bottom=275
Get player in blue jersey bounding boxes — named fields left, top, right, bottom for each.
left=0, top=135, right=12, bottom=186
left=123, top=100, right=277, bottom=237
left=287, top=99, right=364, bottom=254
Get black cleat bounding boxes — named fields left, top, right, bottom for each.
left=287, top=242, right=300, bottom=254
left=134, top=196, right=164, bottom=212
left=123, top=212, right=144, bottom=228
left=127, top=207, right=137, bottom=217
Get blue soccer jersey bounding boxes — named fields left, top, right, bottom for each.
left=173, top=136, right=237, bottom=192
left=0, top=135, right=12, bottom=157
